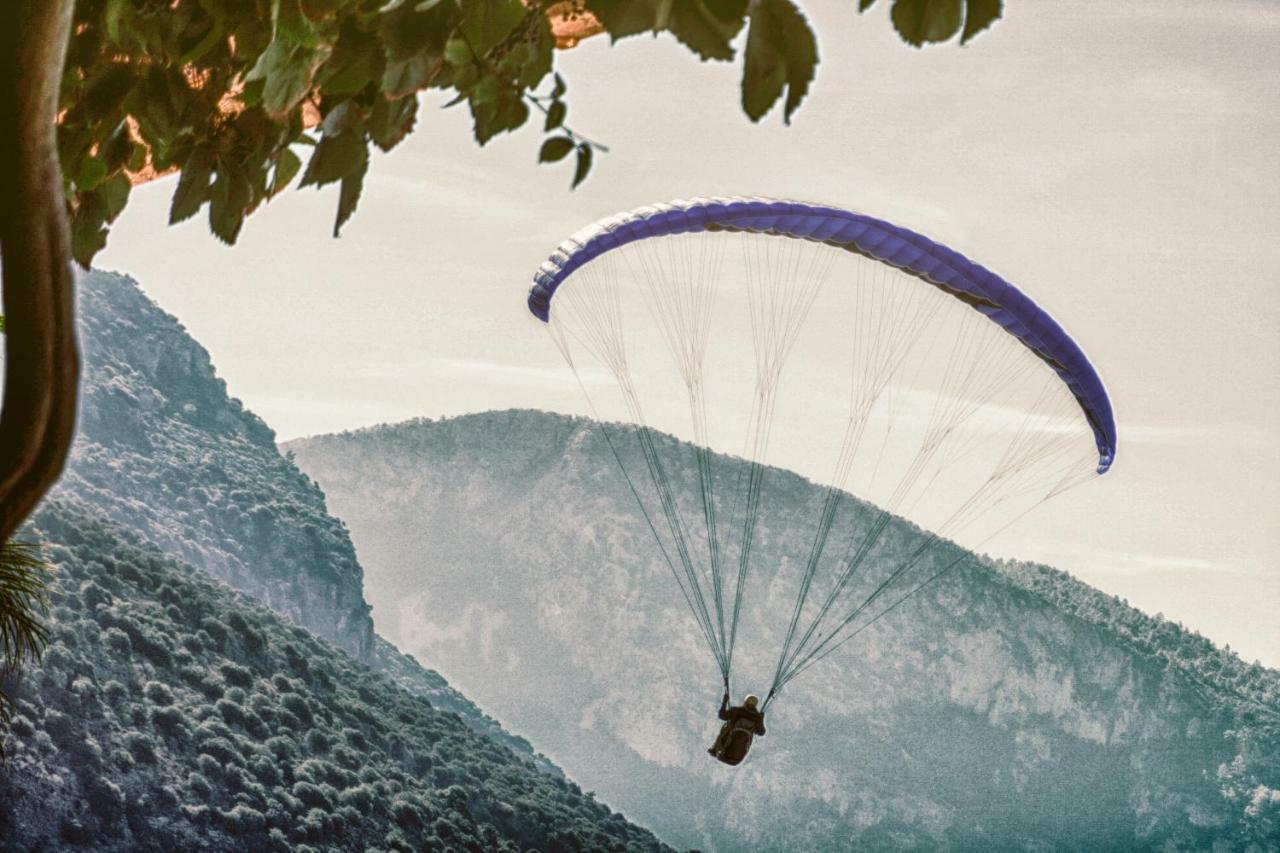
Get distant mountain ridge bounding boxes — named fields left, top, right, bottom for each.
left=289, top=409, right=1280, bottom=851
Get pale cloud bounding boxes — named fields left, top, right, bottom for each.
left=1120, top=422, right=1277, bottom=449
left=345, top=353, right=611, bottom=390
left=249, top=395, right=392, bottom=421
left=1041, top=546, right=1264, bottom=579
left=364, top=169, right=542, bottom=229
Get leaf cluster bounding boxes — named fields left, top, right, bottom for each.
left=867, top=0, right=1003, bottom=49
left=58, top=0, right=586, bottom=265
left=55, top=0, right=1004, bottom=267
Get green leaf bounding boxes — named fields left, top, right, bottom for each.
left=380, top=0, right=454, bottom=59
left=471, top=90, right=528, bottom=145
left=500, top=96, right=530, bottom=131
left=100, top=120, right=133, bottom=173
left=460, top=0, right=526, bottom=57
left=77, top=157, right=108, bottom=191
left=472, top=75, right=500, bottom=105
left=544, top=100, right=566, bottom=131
left=369, top=95, right=419, bottom=151
left=127, top=141, right=148, bottom=173
left=890, top=0, right=963, bottom=47
left=572, top=144, right=593, bottom=189
left=275, top=0, right=319, bottom=48
left=378, top=0, right=456, bottom=95
left=383, top=54, right=440, bottom=97
left=170, top=146, right=215, bottom=225
left=321, top=26, right=384, bottom=95
left=100, top=173, right=131, bottom=223
left=539, top=136, right=574, bottom=163
left=585, top=0, right=653, bottom=40
left=514, top=12, right=554, bottom=89
left=301, top=127, right=367, bottom=189
left=133, top=68, right=179, bottom=143
left=551, top=72, right=566, bottom=99
left=858, top=0, right=879, bottom=11
left=247, top=39, right=320, bottom=115
left=320, top=100, right=361, bottom=136
left=83, top=65, right=135, bottom=121
left=960, top=0, right=1001, bottom=44
left=270, top=148, right=303, bottom=196
left=177, top=15, right=225, bottom=66
left=667, top=0, right=749, bottom=60
left=245, top=39, right=284, bottom=83
left=71, top=195, right=108, bottom=267
left=333, top=149, right=369, bottom=237
left=451, top=61, right=480, bottom=91
left=587, top=0, right=747, bottom=60
left=741, top=0, right=817, bottom=124
left=444, top=38, right=473, bottom=66
left=104, top=0, right=130, bottom=44
left=208, top=165, right=253, bottom=244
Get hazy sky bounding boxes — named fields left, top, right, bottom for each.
left=97, top=2, right=1279, bottom=665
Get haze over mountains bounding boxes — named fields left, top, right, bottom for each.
left=1, top=268, right=1276, bottom=851
left=290, top=411, right=1280, bottom=851
left=52, top=271, right=536, bottom=756
left=1, top=271, right=662, bottom=850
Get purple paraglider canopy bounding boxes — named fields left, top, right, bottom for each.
left=529, top=197, right=1116, bottom=473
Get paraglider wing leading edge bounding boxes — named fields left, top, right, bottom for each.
left=528, top=197, right=1116, bottom=473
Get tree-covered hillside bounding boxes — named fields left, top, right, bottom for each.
left=991, top=559, right=1280, bottom=726
left=61, top=270, right=372, bottom=658
left=51, top=270, right=542, bottom=763
left=289, top=410, right=1280, bottom=851
left=0, top=499, right=668, bottom=853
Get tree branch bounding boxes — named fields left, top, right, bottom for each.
left=0, top=0, right=79, bottom=543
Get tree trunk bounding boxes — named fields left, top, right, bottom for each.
left=0, top=0, right=79, bottom=543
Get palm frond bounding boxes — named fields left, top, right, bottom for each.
left=0, top=539, right=52, bottom=674
left=0, top=539, right=51, bottom=740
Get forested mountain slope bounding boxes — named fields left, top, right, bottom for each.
left=49, top=270, right=540, bottom=761
left=289, top=410, right=1280, bottom=852
left=59, top=271, right=372, bottom=657
left=0, top=499, right=667, bottom=853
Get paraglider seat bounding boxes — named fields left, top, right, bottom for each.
left=709, top=692, right=766, bottom=765
left=710, top=725, right=755, bottom=766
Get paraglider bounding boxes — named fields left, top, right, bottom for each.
left=708, top=692, right=766, bottom=766
left=528, top=197, right=1116, bottom=764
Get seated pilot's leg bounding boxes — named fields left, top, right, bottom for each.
left=709, top=720, right=732, bottom=755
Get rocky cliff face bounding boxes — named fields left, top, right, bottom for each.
left=289, top=410, right=1280, bottom=851
left=51, top=270, right=548, bottom=762
left=59, top=271, right=375, bottom=659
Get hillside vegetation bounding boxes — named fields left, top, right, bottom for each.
left=0, top=499, right=668, bottom=853
left=61, top=271, right=373, bottom=657
left=50, top=269, right=543, bottom=761
left=290, top=410, right=1280, bottom=851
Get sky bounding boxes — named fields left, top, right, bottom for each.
left=96, top=1, right=1279, bottom=665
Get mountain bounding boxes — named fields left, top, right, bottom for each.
left=288, top=409, right=1280, bottom=851
left=1, top=269, right=675, bottom=848
left=50, top=270, right=542, bottom=762
left=0, top=498, right=668, bottom=853
left=61, top=270, right=372, bottom=658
